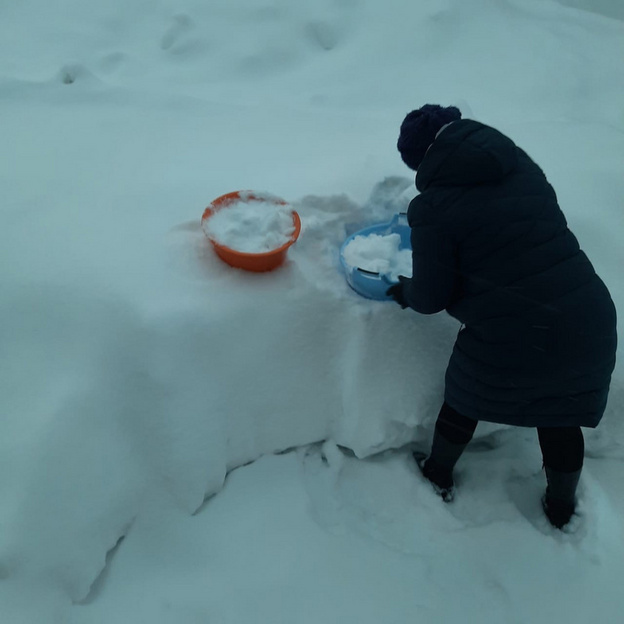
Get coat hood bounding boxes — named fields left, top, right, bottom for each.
left=415, top=120, right=519, bottom=191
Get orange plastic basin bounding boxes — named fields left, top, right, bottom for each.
left=201, top=190, right=301, bottom=272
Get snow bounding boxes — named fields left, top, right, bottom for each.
left=0, top=0, right=623, bottom=622
left=342, top=232, right=413, bottom=280
left=203, top=199, right=296, bottom=253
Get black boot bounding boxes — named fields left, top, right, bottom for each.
left=542, top=466, right=582, bottom=529
left=414, top=429, right=469, bottom=502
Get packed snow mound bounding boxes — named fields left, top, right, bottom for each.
left=0, top=178, right=463, bottom=605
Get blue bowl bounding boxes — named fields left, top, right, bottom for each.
left=339, top=213, right=412, bottom=300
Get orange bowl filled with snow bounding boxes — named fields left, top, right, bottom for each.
left=201, top=191, right=301, bottom=272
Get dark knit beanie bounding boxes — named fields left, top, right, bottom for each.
left=397, top=104, right=462, bottom=170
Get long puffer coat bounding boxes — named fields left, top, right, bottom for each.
left=403, top=119, right=617, bottom=427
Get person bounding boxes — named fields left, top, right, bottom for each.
left=387, top=104, right=618, bottom=529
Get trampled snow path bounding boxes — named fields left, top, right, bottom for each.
left=68, top=444, right=624, bottom=623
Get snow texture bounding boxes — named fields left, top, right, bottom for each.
left=0, top=0, right=623, bottom=622
left=203, top=199, right=296, bottom=253
left=343, top=232, right=413, bottom=280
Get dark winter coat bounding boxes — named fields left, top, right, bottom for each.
left=403, top=119, right=617, bottom=427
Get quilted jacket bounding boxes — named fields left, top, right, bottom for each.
left=403, top=119, right=617, bottom=427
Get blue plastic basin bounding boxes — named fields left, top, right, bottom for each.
left=339, top=213, right=412, bottom=301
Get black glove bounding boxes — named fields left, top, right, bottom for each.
left=386, top=276, right=410, bottom=309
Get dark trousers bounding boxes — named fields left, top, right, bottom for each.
left=435, top=401, right=584, bottom=473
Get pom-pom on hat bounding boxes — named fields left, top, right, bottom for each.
left=397, top=104, right=462, bottom=170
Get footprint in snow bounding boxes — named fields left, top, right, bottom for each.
left=58, top=63, right=98, bottom=85
left=161, top=14, right=196, bottom=54
left=304, top=20, right=339, bottom=51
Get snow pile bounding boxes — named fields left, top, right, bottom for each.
left=0, top=0, right=623, bottom=622
left=0, top=181, right=461, bottom=618
left=203, top=199, right=296, bottom=253
left=343, top=232, right=413, bottom=280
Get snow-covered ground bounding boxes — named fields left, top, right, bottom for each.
left=1, top=0, right=623, bottom=622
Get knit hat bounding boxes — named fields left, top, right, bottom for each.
left=397, top=104, right=462, bottom=170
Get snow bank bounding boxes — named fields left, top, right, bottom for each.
left=0, top=177, right=460, bottom=609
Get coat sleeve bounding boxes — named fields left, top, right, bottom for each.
left=402, top=199, right=459, bottom=315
